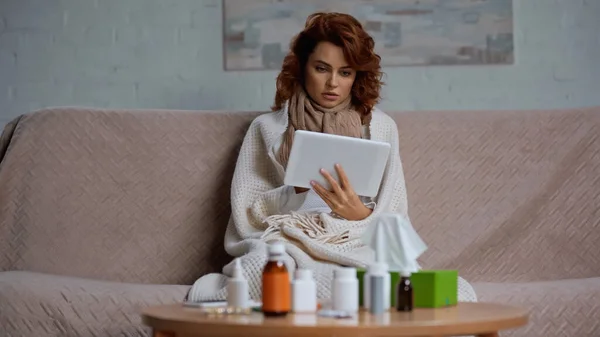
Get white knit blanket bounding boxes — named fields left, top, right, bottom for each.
left=188, top=107, right=477, bottom=303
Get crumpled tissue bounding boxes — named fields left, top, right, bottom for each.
left=361, top=213, right=428, bottom=273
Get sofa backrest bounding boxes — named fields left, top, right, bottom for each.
left=1, top=106, right=599, bottom=284
left=397, top=107, right=600, bottom=282
left=0, top=107, right=260, bottom=285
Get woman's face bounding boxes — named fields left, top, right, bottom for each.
left=304, top=41, right=356, bottom=108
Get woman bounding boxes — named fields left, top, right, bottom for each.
left=188, top=12, right=477, bottom=303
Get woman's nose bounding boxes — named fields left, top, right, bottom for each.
left=327, top=74, right=339, bottom=88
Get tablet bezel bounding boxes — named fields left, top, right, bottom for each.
left=283, top=130, right=391, bottom=198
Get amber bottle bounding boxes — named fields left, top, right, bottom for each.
left=262, top=242, right=291, bottom=317
left=396, top=271, right=413, bottom=312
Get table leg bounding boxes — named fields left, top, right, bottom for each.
left=476, top=333, right=499, bottom=337
left=153, top=330, right=176, bottom=337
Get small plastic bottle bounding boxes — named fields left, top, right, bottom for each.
left=291, top=269, right=317, bottom=313
left=369, top=274, right=385, bottom=315
left=262, top=242, right=291, bottom=317
left=227, top=258, right=249, bottom=309
left=368, top=263, right=389, bottom=315
left=396, top=271, right=413, bottom=312
left=363, top=262, right=391, bottom=310
left=332, top=267, right=359, bottom=313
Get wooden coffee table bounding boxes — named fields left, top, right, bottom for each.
left=142, top=302, right=528, bottom=337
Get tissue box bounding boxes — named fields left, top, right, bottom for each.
left=357, top=269, right=458, bottom=308
left=410, top=270, right=458, bottom=308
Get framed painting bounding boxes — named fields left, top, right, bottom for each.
left=223, top=0, right=514, bottom=70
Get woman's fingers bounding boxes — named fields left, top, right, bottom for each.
left=334, top=164, right=352, bottom=190
left=311, top=180, right=335, bottom=208
left=320, top=168, right=343, bottom=195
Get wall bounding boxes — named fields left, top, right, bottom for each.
left=1, top=0, right=599, bottom=127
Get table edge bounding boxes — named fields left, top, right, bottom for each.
left=141, top=302, right=530, bottom=336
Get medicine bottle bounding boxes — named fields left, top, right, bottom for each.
left=396, top=271, right=413, bottom=312
left=363, top=262, right=390, bottom=310
left=262, top=242, right=291, bottom=317
left=332, top=267, right=359, bottom=312
left=226, top=258, right=249, bottom=309
left=367, top=263, right=389, bottom=315
left=291, top=269, right=317, bottom=313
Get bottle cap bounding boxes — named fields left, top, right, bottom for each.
left=367, top=262, right=388, bottom=275
left=268, top=242, right=285, bottom=255
left=400, top=270, right=412, bottom=277
left=334, top=267, right=356, bottom=279
left=232, top=258, right=243, bottom=279
left=295, top=269, right=312, bottom=280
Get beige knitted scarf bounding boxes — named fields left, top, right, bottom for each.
left=278, top=88, right=368, bottom=168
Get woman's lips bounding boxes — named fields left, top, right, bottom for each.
left=322, top=93, right=339, bottom=101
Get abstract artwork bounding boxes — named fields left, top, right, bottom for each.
left=222, top=0, right=514, bottom=71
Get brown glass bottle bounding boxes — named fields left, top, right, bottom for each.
left=262, top=242, right=291, bottom=317
left=396, top=272, right=413, bottom=312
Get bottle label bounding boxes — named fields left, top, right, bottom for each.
left=262, top=273, right=291, bottom=312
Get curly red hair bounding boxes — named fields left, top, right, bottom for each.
left=272, top=12, right=384, bottom=121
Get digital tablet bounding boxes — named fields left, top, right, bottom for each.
left=283, top=130, right=391, bottom=198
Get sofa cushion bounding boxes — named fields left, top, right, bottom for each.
left=0, top=271, right=188, bottom=337
left=473, top=277, right=600, bottom=336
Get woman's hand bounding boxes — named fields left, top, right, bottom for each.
left=311, top=164, right=373, bottom=221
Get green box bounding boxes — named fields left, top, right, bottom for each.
left=357, top=269, right=458, bottom=308
left=411, top=270, right=458, bottom=308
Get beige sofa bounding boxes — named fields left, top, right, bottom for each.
left=1, top=106, right=599, bottom=336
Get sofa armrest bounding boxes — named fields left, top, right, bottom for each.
left=0, top=115, right=22, bottom=165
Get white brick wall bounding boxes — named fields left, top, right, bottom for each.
left=0, top=0, right=599, bottom=127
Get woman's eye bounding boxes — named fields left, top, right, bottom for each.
left=316, top=66, right=327, bottom=72
left=341, top=71, right=352, bottom=77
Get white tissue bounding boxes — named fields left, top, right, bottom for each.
left=361, top=213, right=428, bottom=273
